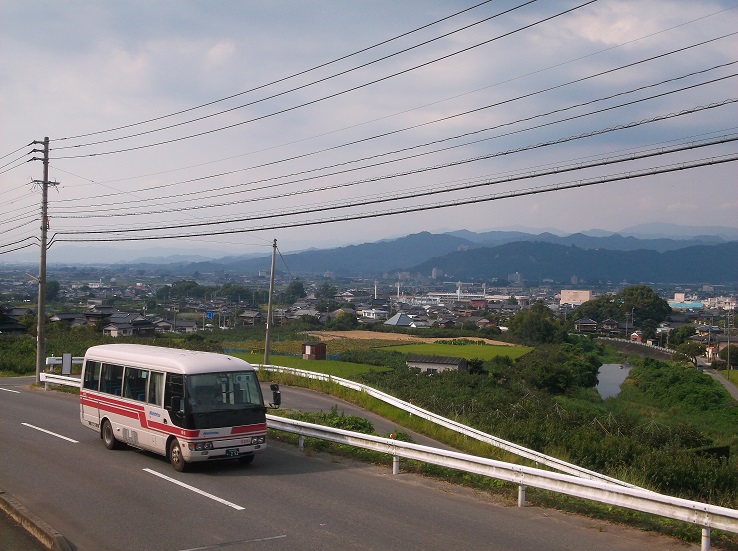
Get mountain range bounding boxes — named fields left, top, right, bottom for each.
left=124, top=226, right=737, bottom=284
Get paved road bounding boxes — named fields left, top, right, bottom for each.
left=704, top=367, right=738, bottom=401
left=1, top=376, right=699, bottom=551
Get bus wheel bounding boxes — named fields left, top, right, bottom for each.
left=169, top=439, right=187, bottom=472
left=238, top=453, right=255, bottom=465
left=102, top=420, right=120, bottom=450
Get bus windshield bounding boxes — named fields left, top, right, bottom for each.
left=184, top=371, right=265, bottom=429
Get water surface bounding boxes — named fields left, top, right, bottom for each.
left=596, top=363, right=632, bottom=399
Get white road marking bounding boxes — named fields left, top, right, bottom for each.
left=21, top=423, right=79, bottom=443
left=0, top=387, right=21, bottom=393
left=143, top=468, right=245, bottom=510
left=179, top=534, right=287, bottom=551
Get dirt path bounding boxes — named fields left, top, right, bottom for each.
left=307, top=330, right=514, bottom=346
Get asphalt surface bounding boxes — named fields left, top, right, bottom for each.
left=0, top=379, right=712, bottom=551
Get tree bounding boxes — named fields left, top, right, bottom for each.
left=618, top=284, right=672, bottom=326
left=670, top=326, right=696, bottom=347
left=718, top=344, right=738, bottom=369
left=675, top=341, right=706, bottom=366
left=283, top=279, right=307, bottom=304
left=326, top=311, right=359, bottom=330
left=315, top=282, right=338, bottom=312
left=572, top=284, right=671, bottom=326
left=45, top=280, right=60, bottom=302
left=156, top=280, right=207, bottom=300
left=508, top=301, right=564, bottom=345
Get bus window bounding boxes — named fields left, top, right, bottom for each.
left=147, top=371, right=164, bottom=406
left=83, top=360, right=101, bottom=390
left=123, top=367, right=148, bottom=401
left=101, top=363, right=123, bottom=396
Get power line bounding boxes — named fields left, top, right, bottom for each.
left=53, top=0, right=498, bottom=142
left=47, top=154, right=738, bottom=244
left=52, top=1, right=538, bottom=150
left=48, top=130, right=737, bottom=234
left=55, top=5, right=738, bottom=190
left=50, top=0, right=599, bottom=159
left=47, top=75, right=738, bottom=218
left=48, top=55, right=737, bottom=211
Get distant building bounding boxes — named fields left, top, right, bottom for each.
left=406, top=355, right=468, bottom=374
left=384, top=313, right=414, bottom=327
left=560, top=290, right=592, bottom=306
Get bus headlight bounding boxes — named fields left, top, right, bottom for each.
left=251, top=435, right=265, bottom=444
left=189, top=442, right=214, bottom=451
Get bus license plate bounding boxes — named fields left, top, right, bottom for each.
left=225, top=448, right=239, bottom=457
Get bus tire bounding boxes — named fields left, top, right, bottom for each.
left=169, top=439, right=187, bottom=472
left=102, top=419, right=120, bottom=450
left=238, top=453, right=255, bottom=465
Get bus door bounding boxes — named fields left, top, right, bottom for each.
left=145, top=371, right=168, bottom=453
left=80, top=360, right=101, bottom=429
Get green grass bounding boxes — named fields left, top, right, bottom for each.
left=233, top=353, right=391, bottom=378
left=379, top=342, right=532, bottom=361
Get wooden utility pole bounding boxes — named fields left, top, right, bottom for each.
left=263, top=239, right=277, bottom=366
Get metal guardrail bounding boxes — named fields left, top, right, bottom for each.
left=267, top=415, right=738, bottom=546
left=39, top=373, right=81, bottom=391
left=596, top=337, right=675, bottom=354
left=256, top=364, right=640, bottom=489
left=36, top=358, right=736, bottom=548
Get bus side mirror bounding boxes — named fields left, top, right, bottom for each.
left=269, top=384, right=281, bottom=409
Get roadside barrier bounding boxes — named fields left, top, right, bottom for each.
left=268, top=414, right=738, bottom=548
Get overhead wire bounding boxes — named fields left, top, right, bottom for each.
left=61, top=3, right=738, bottom=189
left=50, top=0, right=599, bottom=159
left=48, top=154, right=738, bottom=244
left=49, top=118, right=738, bottom=234
left=54, top=0, right=498, bottom=142
left=48, top=71, right=738, bottom=217
left=52, top=1, right=539, bottom=150
left=48, top=51, right=737, bottom=210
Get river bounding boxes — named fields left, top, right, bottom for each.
left=596, top=363, right=632, bottom=399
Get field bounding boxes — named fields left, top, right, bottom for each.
left=234, top=353, right=391, bottom=378
left=309, top=330, right=513, bottom=346
left=380, top=342, right=532, bottom=361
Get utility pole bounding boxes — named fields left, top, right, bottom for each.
left=30, top=138, right=58, bottom=384
left=263, top=239, right=277, bottom=366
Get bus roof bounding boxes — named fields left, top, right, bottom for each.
left=83, top=344, right=255, bottom=374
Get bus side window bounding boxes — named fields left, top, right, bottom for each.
left=101, top=363, right=123, bottom=396
left=147, top=371, right=164, bottom=406
left=123, top=367, right=148, bottom=401
left=82, top=361, right=101, bottom=390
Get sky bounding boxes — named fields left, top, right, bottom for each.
left=1, top=0, right=737, bottom=263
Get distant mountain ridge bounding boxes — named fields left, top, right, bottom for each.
left=408, top=241, right=738, bottom=284
left=148, top=229, right=738, bottom=283
left=446, top=229, right=727, bottom=252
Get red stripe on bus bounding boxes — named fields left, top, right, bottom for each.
left=230, top=423, right=267, bottom=435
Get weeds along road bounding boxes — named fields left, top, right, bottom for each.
left=0, top=376, right=698, bottom=551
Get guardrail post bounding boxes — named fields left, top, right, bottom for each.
left=298, top=435, right=304, bottom=450
left=518, top=485, right=526, bottom=508
left=392, top=455, right=400, bottom=475
left=702, top=527, right=710, bottom=551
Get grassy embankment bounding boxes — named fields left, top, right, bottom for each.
left=237, top=340, right=738, bottom=549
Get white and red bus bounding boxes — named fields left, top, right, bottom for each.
left=80, top=344, right=280, bottom=471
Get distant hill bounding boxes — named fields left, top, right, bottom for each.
left=117, top=227, right=737, bottom=283
left=408, top=241, right=738, bottom=284
left=185, top=232, right=476, bottom=276
left=446, top=230, right=727, bottom=252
